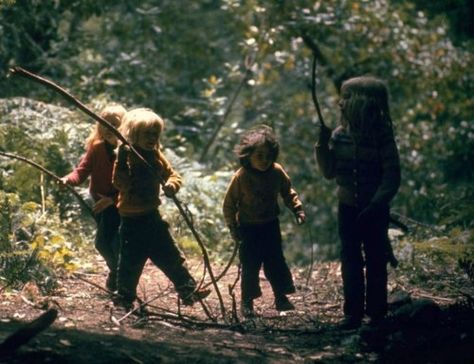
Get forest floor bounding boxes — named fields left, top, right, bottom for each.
left=0, top=255, right=473, bottom=364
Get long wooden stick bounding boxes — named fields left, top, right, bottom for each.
left=202, top=239, right=239, bottom=290
left=0, top=150, right=95, bottom=218
left=8, top=66, right=226, bottom=319
left=301, top=34, right=326, bottom=127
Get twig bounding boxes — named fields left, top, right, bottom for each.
left=228, top=284, right=240, bottom=325
left=199, top=54, right=254, bottom=163
left=146, top=311, right=243, bottom=331
left=39, top=172, right=46, bottom=214
left=413, top=291, right=455, bottom=303
left=72, top=272, right=114, bottom=296
left=0, top=150, right=95, bottom=219
left=391, top=211, right=438, bottom=231
left=202, top=240, right=240, bottom=290
left=301, top=33, right=326, bottom=127
left=304, top=223, right=316, bottom=287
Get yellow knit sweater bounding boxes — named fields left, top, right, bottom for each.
left=112, top=149, right=182, bottom=217
left=223, top=163, right=303, bottom=227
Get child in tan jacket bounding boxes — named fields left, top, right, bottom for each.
left=223, top=125, right=305, bottom=317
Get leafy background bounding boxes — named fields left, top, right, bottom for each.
left=0, top=0, right=473, bottom=288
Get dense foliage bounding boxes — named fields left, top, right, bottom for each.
left=0, top=0, right=473, bottom=287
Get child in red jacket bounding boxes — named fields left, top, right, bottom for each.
left=61, top=104, right=126, bottom=291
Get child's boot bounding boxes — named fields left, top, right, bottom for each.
left=106, top=271, right=117, bottom=292
left=274, top=294, right=295, bottom=312
left=181, top=288, right=211, bottom=306
left=240, top=299, right=255, bottom=317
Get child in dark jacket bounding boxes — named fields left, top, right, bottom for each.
left=315, top=76, right=401, bottom=329
left=112, top=108, right=210, bottom=310
left=223, top=125, right=305, bottom=317
left=61, top=104, right=126, bottom=291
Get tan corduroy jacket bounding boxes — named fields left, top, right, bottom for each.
left=223, top=163, right=303, bottom=228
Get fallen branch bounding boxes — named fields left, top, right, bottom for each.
left=304, top=222, right=316, bottom=287
left=146, top=311, right=244, bottom=331
left=72, top=272, right=115, bottom=296
left=412, top=291, right=455, bottom=303
left=0, top=308, right=58, bottom=357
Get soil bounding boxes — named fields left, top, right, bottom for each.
left=0, top=257, right=473, bottom=364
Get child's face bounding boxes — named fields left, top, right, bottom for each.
left=249, top=144, right=273, bottom=172
left=136, top=126, right=161, bottom=151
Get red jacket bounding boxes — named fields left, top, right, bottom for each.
left=64, top=140, right=117, bottom=201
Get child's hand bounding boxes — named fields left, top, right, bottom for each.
left=317, top=124, right=331, bottom=145
left=58, top=176, right=69, bottom=186
left=162, top=183, right=176, bottom=197
left=296, top=211, right=306, bottom=225
left=93, top=194, right=114, bottom=214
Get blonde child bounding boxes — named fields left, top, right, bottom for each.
left=61, top=104, right=126, bottom=291
left=315, top=76, right=401, bottom=329
left=223, top=125, right=306, bottom=317
left=112, top=108, right=210, bottom=309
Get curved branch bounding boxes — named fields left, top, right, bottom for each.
left=301, top=35, right=326, bottom=127
left=202, top=239, right=240, bottom=290
left=310, top=53, right=326, bottom=127
left=0, top=150, right=94, bottom=218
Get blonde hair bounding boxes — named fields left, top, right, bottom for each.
left=85, top=104, right=127, bottom=148
left=120, top=108, right=164, bottom=148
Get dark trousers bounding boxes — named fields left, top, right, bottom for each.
left=95, top=205, right=120, bottom=275
left=117, top=211, right=195, bottom=302
left=338, top=203, right=389, bottom=320
left=239, top=219, right=295, bottom=301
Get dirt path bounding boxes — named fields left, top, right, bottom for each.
left=0, top=259, right=473, bottom=363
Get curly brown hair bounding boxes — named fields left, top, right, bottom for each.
left=234, top=125, right=279, bottom=168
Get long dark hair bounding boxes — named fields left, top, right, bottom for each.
left=234, top=125, right=279, bottom=168
left=340, top=76, right=393, bottom=142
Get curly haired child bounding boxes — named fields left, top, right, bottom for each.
left=223, top=125, right=306, bottom=317
left=315, top=76, right=401, bottom=329
left=61, top=104, right=126, bottom=291
left=112, top=108, right=210, bottom=310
